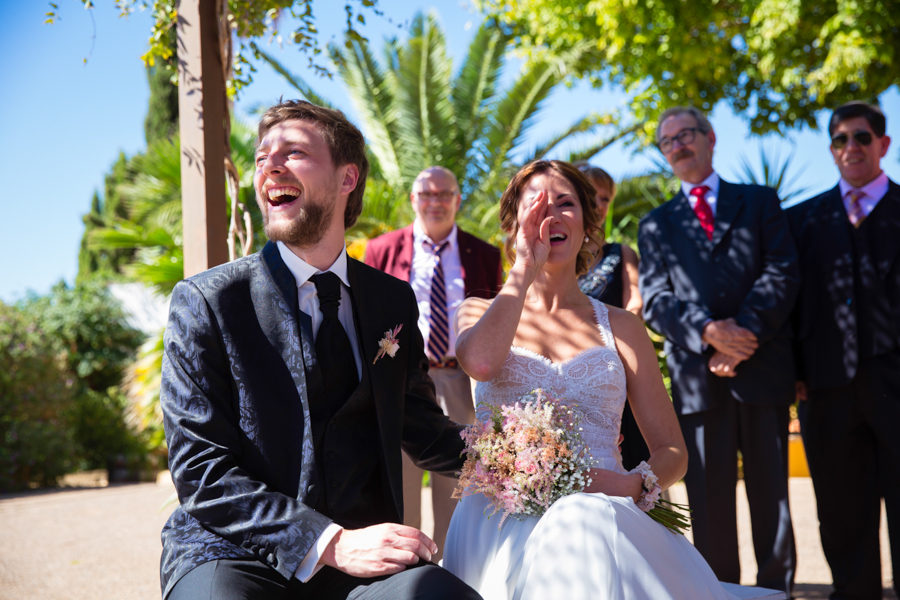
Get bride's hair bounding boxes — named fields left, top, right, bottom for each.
left=499, top=160, right=606, bottom=276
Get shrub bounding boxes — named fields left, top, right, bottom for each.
left=0, top=303, right=77, bottom=492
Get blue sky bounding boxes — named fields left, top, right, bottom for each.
left=2, top=1, right=898, bottom=303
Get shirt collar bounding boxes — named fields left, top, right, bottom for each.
left=276, top=241, right=351, bottom=288
left=413, top=220, right=458, bottom=251
left=838, top=171, right=889, bottom=201
left=681, top=171, right=720, bottom=199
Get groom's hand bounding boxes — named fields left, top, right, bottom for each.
left=320, top=524, right=438, bottom=577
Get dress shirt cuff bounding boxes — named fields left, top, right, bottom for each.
left=293, top=522, right=343, bottom=582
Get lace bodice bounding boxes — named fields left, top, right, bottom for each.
left=474, top=299, right=628, bottom=472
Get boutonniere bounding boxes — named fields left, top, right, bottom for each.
left=373, top=324, right=403, bottom=364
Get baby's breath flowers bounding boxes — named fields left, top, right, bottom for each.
left=453, top=389, right=595, bottom=527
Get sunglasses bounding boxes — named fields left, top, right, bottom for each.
left=831, top=131, right=874, bottom=150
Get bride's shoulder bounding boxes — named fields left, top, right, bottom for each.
left=602, top=303, right=647, bottom=343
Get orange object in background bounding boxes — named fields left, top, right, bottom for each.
left=789, top=434, right=810, bottom=478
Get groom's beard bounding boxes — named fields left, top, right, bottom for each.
left=261, top=188, right=338, bottom=248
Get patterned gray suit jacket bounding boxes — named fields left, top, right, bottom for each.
left=159, top=241, right=465, bottom=598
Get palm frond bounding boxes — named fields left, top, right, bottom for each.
left=737, top=143, right=809, bottom=203
left=332, top=39, right=405, bottom=187
left=475, top=43, right=589, bottom=201
left=394, top=11, right=456, bottom=182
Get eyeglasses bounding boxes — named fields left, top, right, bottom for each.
left=831, top=131, right=875, bottom=150
left=657, top=127, right=702, bottom=154
left=416, top=190, right=458, bottom=202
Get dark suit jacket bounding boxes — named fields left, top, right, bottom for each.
left=786, top=180, right=900, bottom=390
left=638, top=180, right=800, bottom=415
left=363, top=224, right=504, bottom=299
left=159, top=241, right=465, bottom=598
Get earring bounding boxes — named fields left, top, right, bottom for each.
left=584, top=236, right=590, bottom=243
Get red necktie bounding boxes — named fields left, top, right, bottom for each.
left=690, top=185, right=714, bottom=240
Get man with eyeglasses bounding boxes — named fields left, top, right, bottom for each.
left=365, top=166, right=503, bottom=561
left=787, top=101, right=899, bottom=599
left=638, top=106, right=799, bottom=596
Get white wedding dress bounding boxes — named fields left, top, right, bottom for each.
left=443, top=299, right=738, bottom=600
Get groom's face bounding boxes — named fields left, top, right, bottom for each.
left=254, top=119, right=346, bottom=247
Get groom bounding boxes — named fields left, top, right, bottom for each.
left=159, top=100, right=480, bottom=600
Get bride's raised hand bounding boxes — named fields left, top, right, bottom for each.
left=514, top=190, right=552, bottom=277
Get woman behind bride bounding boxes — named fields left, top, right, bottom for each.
left=442, top=160, right=737, bottom=600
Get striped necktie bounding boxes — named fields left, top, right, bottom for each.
left=427, top=241, right=450, bottom=361
left=847, top=190, right=866, bottom=227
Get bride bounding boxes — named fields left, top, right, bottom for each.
left=442, top=160, right=737, bottom=600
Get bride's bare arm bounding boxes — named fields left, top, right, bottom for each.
left=455, top=191, right=552, bottom=382
left=609, top=307, right=688, bottom=490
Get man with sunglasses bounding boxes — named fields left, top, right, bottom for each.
left=638, top=106, right=799, bottom=596
left=364, top=166, right=503, bottom=562
left=787, top=101, right=899, bottom=599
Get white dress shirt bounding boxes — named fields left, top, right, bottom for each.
left=410, top=221, right=465, bottom=358
left=681, top=171, right=721, bottom=218
left=276, top=241, right=359, bottom=581
left=839, top=171, right=889, bottom=219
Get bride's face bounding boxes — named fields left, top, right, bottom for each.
left=519, top=171, right=585, bottom=269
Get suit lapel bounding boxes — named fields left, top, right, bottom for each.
left=668, top=190, right=713, bottom=249
left=258, top=241, right=318, bottom=501
left=345, top=259, right=399, bottom=486
left=711, top=180, right=743, bottom=248
left=458, top=229, right=477, bottom=298
left=398, top=225, right=415, bottom=282
left=871, top=180, right=900, bottom=278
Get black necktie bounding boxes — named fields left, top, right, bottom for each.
left=311, top=272, right=359, bottom=422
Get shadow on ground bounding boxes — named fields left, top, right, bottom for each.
left=793, top=583, right=896, bottom=599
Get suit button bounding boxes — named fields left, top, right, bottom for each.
left=267, top=553, right=276, bottom=565
left=307, top=484, right=316, bottom=494
left=258, top=547, right=267, bottom=556
left=849, top=334, right=856, bottom=341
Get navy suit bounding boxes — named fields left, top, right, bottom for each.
left=787, top=181, right=900, bottom=599
left=159, top=242, right=470, bottom=599
left=638, top=180, right=799, bottom=593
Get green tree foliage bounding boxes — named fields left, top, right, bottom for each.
left=476, top=0, right=900, bottom=136
left=144, top=61, right=179, bottom=146
left=0, top=302, right=77, bottom=491
left=46, top=0, right=387, bottom=94
left=17, top=282, right=147, bottom=472
left=258, top=11, right=635, bottom=243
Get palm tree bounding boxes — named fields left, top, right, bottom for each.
left=736, top=143, right=810, bottom=203
left=255, top=11, right=638, bottom=245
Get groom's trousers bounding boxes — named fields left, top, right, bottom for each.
left=167, top=558, right=481, bottom=600
left=679, top=379, right=796, bottom=595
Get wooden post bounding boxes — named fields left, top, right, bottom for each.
left=177, top=0, right=229, bottom=278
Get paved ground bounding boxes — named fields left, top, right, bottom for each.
left=0, top=476, right=894, bottom=599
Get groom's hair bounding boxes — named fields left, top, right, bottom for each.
left=499, top=160, right=605, bottom=277
left=257, top=100, right=369, bottom=229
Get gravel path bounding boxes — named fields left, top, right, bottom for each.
left=0, top=477, right=893, bottom=599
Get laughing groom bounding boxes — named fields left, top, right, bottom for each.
left=159, top=100, right=480, bottom=600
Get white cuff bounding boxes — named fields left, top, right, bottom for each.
left=293, top=522, right=343, bottom=582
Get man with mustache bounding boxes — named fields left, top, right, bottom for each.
left=364, top=167, right=503, bottom=562
left=638, top=106, right=799, bottom=596
left=787, top=101, right=899, bottom=599
left=159, top=100, right=481, bottom=600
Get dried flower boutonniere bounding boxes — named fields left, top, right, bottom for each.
left=373, top=324, right=403, bottom=364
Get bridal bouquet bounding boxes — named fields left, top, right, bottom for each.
left=453, top=388, right=595, bottom=527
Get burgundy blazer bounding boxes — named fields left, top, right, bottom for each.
left=364, top=224, right=503, bottom=300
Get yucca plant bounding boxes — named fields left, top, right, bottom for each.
left=737, top=143, right=810, bottom=203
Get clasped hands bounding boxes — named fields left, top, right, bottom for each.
left=703, top=318, right=758, bottom=378
left=321, top=523, right=438, bottom=578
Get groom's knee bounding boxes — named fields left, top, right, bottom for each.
left=387, top=564, right=481, bottom=600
